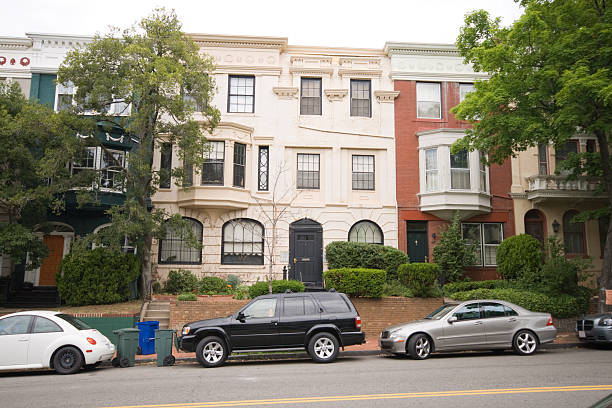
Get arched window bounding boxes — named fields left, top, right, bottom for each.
left=222, top=219, right=264, bottom=265
left=563, top=210, right=585, bottom=255
left=158, top=218, right=202, bottom=264
left=348, top=220, right=383, bottom=244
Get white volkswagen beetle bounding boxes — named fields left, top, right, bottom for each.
left=0, top=311, right=115, bottom=374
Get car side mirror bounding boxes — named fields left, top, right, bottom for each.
left=237, top=312, right=246, bottom=322
left=448, top=316, right=458, bottom=324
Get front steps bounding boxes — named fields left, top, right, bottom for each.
left=142, top=300, right=170, bottom=329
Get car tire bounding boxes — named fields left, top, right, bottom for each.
left=513, top=330, right=538, bottom=356
left=407, top=333, right=432, bottom=360
left=196, top=336, right=228, bottom=368
left=308, top=332, right=339, bottom=363
left=53, top=346, right=83, bottom=375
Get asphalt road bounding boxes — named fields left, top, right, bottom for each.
left=1, top=347, right=611, bottom=408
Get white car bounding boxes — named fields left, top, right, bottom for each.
left=0, top=310, right=115, bottom=374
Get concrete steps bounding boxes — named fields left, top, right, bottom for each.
left=142, top=300, right=170, bottom=329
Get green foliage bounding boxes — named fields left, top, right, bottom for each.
left=443, top=279, right=510, bottom=295
left=232, top=284, right=250, bottom=300
left=0, top=223, right=48, bottom=271
left=198, top=276, right=228, bottom=294
left=382, top=279, right=413, bottom=297
left=324, top=268, right=386, bottom=298
left=496, top=234, right=543, bottom=281
left=397, top=263, right=442, bottom=298
left=226, top=274, right=241, bottom=289
left=325, top=241, right=408, bottom=281
left=163, top=269, right=198, bottom=294
left=432, top=213, right=477, bottom=283
left=57, top=246, right=140, bottom=306
left=177, top=293, right=197, bottom=301
left=248, top=280, right=305, bottom=298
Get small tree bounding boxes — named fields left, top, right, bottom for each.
left=496, top=234, right=543, bottom=282
left=432, top=212, right=477, bottom=284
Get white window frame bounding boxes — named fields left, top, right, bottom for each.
left=55, top=82, right=75, bottom=112
left=71, top=146, right=97, bottom=175
left=100, top=149, right=127, bottom=191
left=462, top=222, right=503, bottom=266
left=479, top=151, right=488, bottom=193
left=450, top=150, right=470, bottom=190
left=416, top=82, right=441, bottom=119
left=425, top=148, right=439, bottom=192
left=459, top=83, right=475, bottom=103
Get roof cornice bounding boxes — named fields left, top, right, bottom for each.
left=384, top=42, right=460, bottom=57
left=188, top=34, right=288, bottom=51
left=26, top=32, right=94, bottom=42
left=0, top=37, right=32, bottom=50
left=286, top=45, right=384, bottom=57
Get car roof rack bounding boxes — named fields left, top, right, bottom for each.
left=328, top=288, right=336, bottom=292
left=285, top=289, right=292, bottom=293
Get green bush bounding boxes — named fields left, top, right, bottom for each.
left=163, top=269, right=198, bottom=294
left=432, top=213, right=478, bottom=283
left=198, top=276, right=228, bottom=294
left=324, top=268, right=386, bottom=298
left=382, top=279, right=413, bottom=297
left=57, top=247, right=140, bottom=306
left=248, top=280, right=305, bottom=298
left=397, top=263, right=441, bottom=297
left=449, top=287, right=590, bottom=318
left=232, top=284, right=250, bottom=300
left=325, top=241, right=408, bottom=281
left=497, top=234, right=543, bottom=281
left=226, top=274, right=241, bottom=290
left=443, top=279, right=510, bottom=295
left=177, top=293, right=198, bottom=301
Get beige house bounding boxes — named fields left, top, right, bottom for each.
left=151, top=35, right=398, bottom=287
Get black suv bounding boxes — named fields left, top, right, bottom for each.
left=178, top=290, right=365, bottom=367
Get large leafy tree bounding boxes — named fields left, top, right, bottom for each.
left=0, top=81, right=94, bottom=270
left=57, top=9, right=220, bottom=295
left=452, top=0, right=612, bottom=311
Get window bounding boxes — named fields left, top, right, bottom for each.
left=56, top=82, right=74, bottom=112
left=453, top=303, right=481, bottom=321
left=297, top=153, right=320, bottom=189
left=32, top=317, right=63, bottom=333
left=283, top=297, right=318, bottom=317
left=228, top=75, right=254, bottom=113
left=182, top=93, right=206, bottom=112
left=481, top=302, right=505, bottom=318
left=100, top=149, right=126, bottom=190
left=587, top=140, right=597, bottom=153
left=349, top=220, right=383, bottom=244
left=109, top=97, right=130, bottom=115
left=160, top=143, right=172, bottom=189
left=202, top=141, right=224, bottom=185
left=479, top=151, right=487, bottom=192
left=56, top=314, right=92, bottom=330
left=555, top=140, right=578, bottom=174
left=462, top=223, right=504, bottom=266
left=183, top=160, right=193, bottom=187
left=242, top=298, right=277, bottom=319
left=599, top=216, right=609, bottom=257
left=222, top=219, right=264, bottom=265
left=538, top=144, right=548, bottom=175
left=0, top=315, right=32, bottom=335
left=158, top=218, right=203, bottom=264
left=451, top=150, right=470, bottom=189
left=71, top=147, right=97, bottom=176
left=300, top=78, right=322, bottom=115
left=459, top=83, right=474, bottom=102
left=233, top=143, right=246, bottom=188
left=258, top=146, right=269, bottom=191
left=425, top=149, right=438, bottom=192
left=416, top=82, right=441, bottom=119
left=350, top=80, right=371, bottom=117
left=316, top=293, right=350, bottom=313
left=563, top=210, right=585, bottom=254
left=352, top=155, right=374, bottom=190
left=504, top=306, right=518, bottom=316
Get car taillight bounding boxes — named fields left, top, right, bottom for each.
left=546, top=317, right=554, bottom=326
left=86, top=337, right=97, bottom=345
left=355, top=316, right=362, bottom=329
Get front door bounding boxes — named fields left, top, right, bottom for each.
left=289, top=219, right=323, bottom=287
left=407, top=222, right=428, bottom=263
left=39, top=235, right=64, bottom=286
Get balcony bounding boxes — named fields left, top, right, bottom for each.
left=177, top=186, right=250, bottom=210
left=526, top=175, right=603, bottom=204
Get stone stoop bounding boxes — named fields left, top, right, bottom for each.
left=143, top=300, right=170, bottom=329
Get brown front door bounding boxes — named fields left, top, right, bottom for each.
left=39, top=235, right=64, bottom=286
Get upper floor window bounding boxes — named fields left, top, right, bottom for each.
left=222, top=218, right=264, bottom=265
left=297, top=153, right=320, bottom=189
left=158, top=217, right=203, bottom=264
left=416, top=82, right=441, bottom=119
left=350, top=79, right=371, bottom=117
left=555, top=140, right=578, bottom=174
left=425, top=148, right=439, bottom=192
left=159, top=143, right=172, bottom=189
left=479, top=151, right=487, bottom=193
left=538, top=144, right=548, bottom=175
left=563, top=210, right=585, bottom=255
left=300, top=78, right=322, bottom=115
left=228, top=75, right=254, bottom=113
left=352, top=155, right=374, bottom=190
left=450, top=150, right=470, bottom=190
left=459, top=83, right=474, bottom=102
left=349, top=220, right=383, bottom=244
left=233, top=143, right=246, bottom=188
left=202, top=141, right=225, bottom=185
left=56, top=82, right=74, bottom=112
left=462, top=223, right=503, bottom=266
left=72, top=147, right=97, bottom=176
left=258, top=146, right=269, bottom=191
left=100, top=149, right=126, bottom=190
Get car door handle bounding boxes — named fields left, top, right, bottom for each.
left=508, top=318, right=517, bottom=322
left=271, top=320, right=278, bottom=325
left=18, top=338, right=29, bottom=342
left=474, top=321, right=483, bottom=325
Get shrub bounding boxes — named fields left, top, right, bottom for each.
left=232, top=284, right=250, bottom=300
left=443, top=279, right=510, bottom=295
left=497, top=234, right=543, bottom=281
left=397, top=263, right=441, bottom=297
left=248, top=280, right=305, bottom=298
left=57, top=247, right=140, bottom=306
left=325, top=241, right=408, bottom=281
left=432, top=212, right=477, bottom=283
left=177, top=293, right=198, bottom=301
left=324, top=268, right=386, bottom=298
left=198, top=276, right=228, bottom=294
left=382, top=279, right=413, bottom=297
left=163, top=269, right=198, bottom=294
left=226, top=274, right=241, bottom=290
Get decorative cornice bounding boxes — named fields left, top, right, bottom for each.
left=374, top=90, right=399, bottom=103
left=384, top=42, right=460, bottom=57
left=214, top=65, right=282, bottom=75
left=189, top=34, right=288, bottom=51
left=216, top=121, right=254, bottom=134
left=338, top=69, right=382, bottom=78
left=287, top=45, right=384, bottom=57
left=272, top=87, right=299, bottom=99
left=289, top=67, right=333, bottom=76
left=324, top=89, right=348, bottom=101
left=0, top=37, right=32, bottom=50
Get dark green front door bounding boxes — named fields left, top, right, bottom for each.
left=407, top=222, right=428, bottom=263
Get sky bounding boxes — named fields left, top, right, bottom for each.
left=5, top=0, right=524, bottom=48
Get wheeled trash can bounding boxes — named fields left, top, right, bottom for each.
left=155, top=329, right=177, bottom=366
left=112, top=328, right=139, bottom=368
left=136, top=321, right=159, bottom=355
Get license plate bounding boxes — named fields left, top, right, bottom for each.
left=578, top=330, right=585, bottom=338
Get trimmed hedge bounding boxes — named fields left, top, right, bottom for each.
left=164, top=269, right=198, bottom=294
left=325, top=241, right=408, bottom=281
left=497, top=234, right=543, bottom=281
left=198, top=276, right=228, bottom=294
left=443, top=279, right=510, bottom=295
left=324, top=268, right=386, bottom=298
left=248, top=280, right=305, bottom=298
left=397, top=263, right=441, bottom=297
left=177, top=293, right=198, bottom=301
left=449, top=287, right=591, bottom=318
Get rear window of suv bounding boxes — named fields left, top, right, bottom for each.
left=315, top=294, right=351, bottom=313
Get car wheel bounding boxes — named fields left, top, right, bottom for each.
left=53, top=346, right=83, bottom=375
left=513, top=330, right=538, bottom=355
left=196, top=336, right=228, bottom=368
left=308, top=332, right=339, bottom=363
left=407, top=334, right=432, bottom=360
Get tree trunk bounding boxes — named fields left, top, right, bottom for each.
left=596, top=130, right=612, bottom=312
left=141, top=231, right=153, bottom=299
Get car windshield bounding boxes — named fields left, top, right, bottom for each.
left=424, top=304, right=457, bottom=320
left=56, top=314, right=92, bottom=330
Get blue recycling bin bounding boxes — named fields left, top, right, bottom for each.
left=136, top=321, right=159, bottom=355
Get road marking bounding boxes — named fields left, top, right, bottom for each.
left=101, top=385, right=612, bottom=408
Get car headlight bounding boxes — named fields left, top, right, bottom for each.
left=182, top=326, right=191, bottom=336
left=389, top=329, right=406, bottom=341
left=598, top=318, right=612, bottom=327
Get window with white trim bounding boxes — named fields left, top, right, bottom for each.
left=450, top=150, right=470, bottom=189
left=297, top=154, right=320, bottom=189
left=462, top=223, right=503, bottom=266
left=416, top=82, right=441, bottom=119
left=349, top=220, right=383, bottom=244
left=459, top=83, right=474, bottom=102
left=350, top=79, right=371, bottom=117
left=222, top=219, right=264, bottom=265
left=233, top=143, right=246, bottom=188
left=55, top=82, right=75, bottom=112
left=202, top=141, right=224, bottom=185
left=158, top=218, right=203, bottom=264
left=479, top=151, right=487, bottom=193
left=100, top=149, right=126, bottom=190
left=228, top=75, right=255, bottom=113
left=300, top=78, right=322, bottom=115
left=71, top=147, right=97, bottom=176
left=352, top=155, right=374, bottom=190
left=425, top=149, right=439, bottom=192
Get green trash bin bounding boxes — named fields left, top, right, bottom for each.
left=112, top=328, right=140, bottom=368
left=155, top=329, right=176, bottom=366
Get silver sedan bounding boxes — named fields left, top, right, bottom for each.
left=379, top=299, right=557, bottom=359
